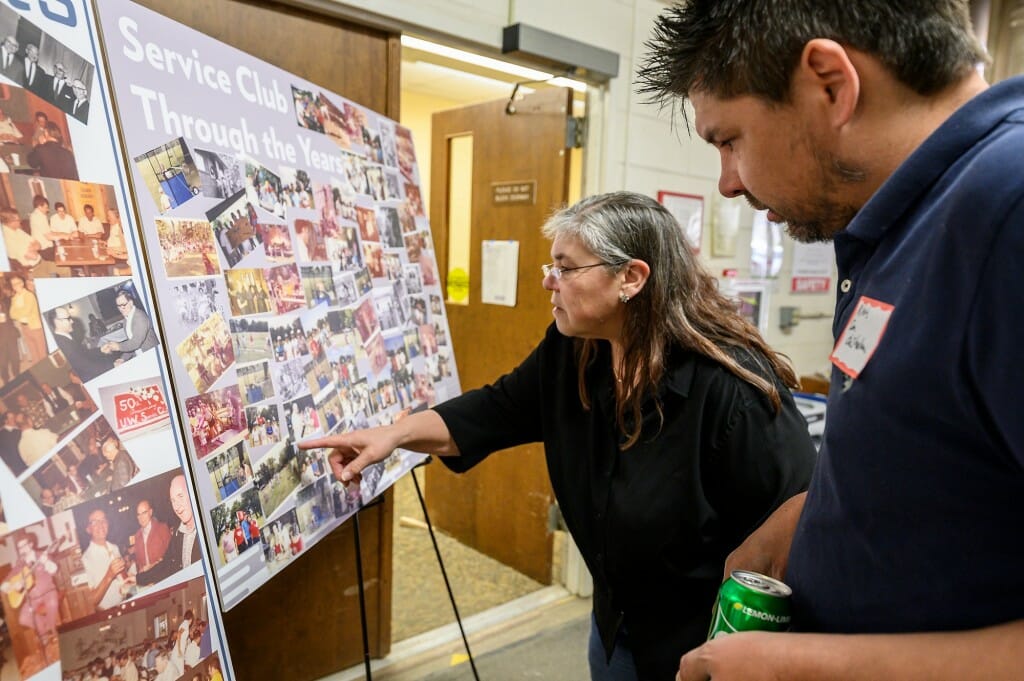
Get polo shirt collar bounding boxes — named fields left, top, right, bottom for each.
left=844, top=75, right=1024, bottom=246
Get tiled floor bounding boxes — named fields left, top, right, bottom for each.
left=389, top=471, right=545, bottom=642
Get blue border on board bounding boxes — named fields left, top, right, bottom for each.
left=78, top=0, right=236, bottom=677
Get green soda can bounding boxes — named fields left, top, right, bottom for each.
left=707, top=569, right=792, bottom=639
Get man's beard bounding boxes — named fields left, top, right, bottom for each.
left=745, top=148, right=865, bottom=243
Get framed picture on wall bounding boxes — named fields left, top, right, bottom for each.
left=657, top=190, right=704, bottom=253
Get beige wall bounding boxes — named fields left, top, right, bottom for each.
left=372, top=0, right=838, bottom=377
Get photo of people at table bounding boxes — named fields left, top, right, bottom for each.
left=204, top=440, right=252, bottom=504
left=154, top=218, right=221, bottom=278
left=134, top=137, right=202, bottom=214
left=57, top=576, right=216, bottom=680
left=0, top=349, right=97, bottom=476
left=207, top=190, right=261, bottom=267
left=175, top=312, right=234, bottom=394
left=1, top=176, right=130, bottom=278
left=21, top=414, right=138, bottom=514
left=209, top=488, right=262, bottom=565
left=0, top=84, right=76, bottom=180
left=184, top=384, right=246, bottom=460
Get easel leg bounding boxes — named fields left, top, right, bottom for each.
left=353, top=511, right=373, bottom=681
left=411, top=468, right=480, bottom=680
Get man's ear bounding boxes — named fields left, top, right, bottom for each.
left=621, top=259, right=651, bottom=298
left=795, top=38, right=860, bottom=129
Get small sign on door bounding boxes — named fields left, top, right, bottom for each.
left=491, top=180, right=537, bottom=205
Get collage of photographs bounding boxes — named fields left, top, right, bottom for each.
left=128, top=67, right=459, bottom=608
left=0, top=5, right=224, bottom=681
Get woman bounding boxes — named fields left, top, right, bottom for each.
left=301, top=192, right=816, bottom=681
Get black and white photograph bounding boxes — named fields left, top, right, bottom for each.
left=270, top=356, right=309, bottom=402
left=194, top=146, right=245, bottom=199
left=172, top=278, right=225, bottom=328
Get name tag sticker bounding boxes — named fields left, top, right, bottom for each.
left=830, top=296, right=894, bottom=379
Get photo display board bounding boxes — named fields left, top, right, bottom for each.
left=96, top=0, right=462, bottom=610
left=0, top=2, right=229, bottom=680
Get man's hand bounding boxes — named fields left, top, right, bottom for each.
left=677, top=632, right=788, bottom=681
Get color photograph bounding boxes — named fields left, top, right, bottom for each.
left=154, top=217, right=220, bottom=277
left=184, top=384, right=246, bottom=460
left=175, top=312, right=235, bottom=394
left=134, top=137, right=202, bottom=213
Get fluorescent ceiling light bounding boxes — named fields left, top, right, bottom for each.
left=413, top=61, right=536, bottom=94
left=402, top=35, right=553, bottom=82
left=547, top=76, right=588, bottom=93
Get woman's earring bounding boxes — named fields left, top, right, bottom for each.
left=619, top=292, right=630, bottom=304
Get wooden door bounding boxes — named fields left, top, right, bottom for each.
left=127, top=2, right=398, bottom=679
left=426, top=88, right=573, bottom=584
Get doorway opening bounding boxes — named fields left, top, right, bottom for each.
left=391, top=36, right=592, bottom=645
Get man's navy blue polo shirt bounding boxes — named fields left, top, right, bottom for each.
left=787, top=76, right=1024, bottom=633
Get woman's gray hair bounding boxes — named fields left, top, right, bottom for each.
left=541, top=191, right=796, bottom=448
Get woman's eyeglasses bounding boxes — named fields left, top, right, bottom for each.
left=541, top=261, right=625, bottom=280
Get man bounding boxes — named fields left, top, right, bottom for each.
left=22, top=43, right=50, bottom=97
left=29, top=195, right=56, bottom=261
left=68, top=79, right=89, bottom=121
left=640, top=2, right=1024, bottom=679
left=16, top=411, right=57, bottom=467
left=9, top=273, right=46, bottom=363
left=151, top=650, right=180, bottom=681
left=46, top=306, right=115, bottom=382
left=81, top=508, right=133, bottom=611
left=100, top=435, right=137, bottom=491
left=50, top=62, right=72, bottom=108
left=0, top=535, right=60, bottom=664
left=78, top=204, right=104, bottom=237
left=0, top=36, right=24, bottom=84
left=2, top=209, right=41, bottom=269
left=38, top=486, right=57, bottom=516
left=136, top=474, right=200, bottom=585
left=49, top=201, right=78, bottom=239
left=101, top=292, right=158, bottom=359
left=0, top=411, right=26, bottom=475
left=132, top=499, right=171, bottom=581
left=38, top=382, right=72, bottom=418
left=27, top=122, right=78, bottom=181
